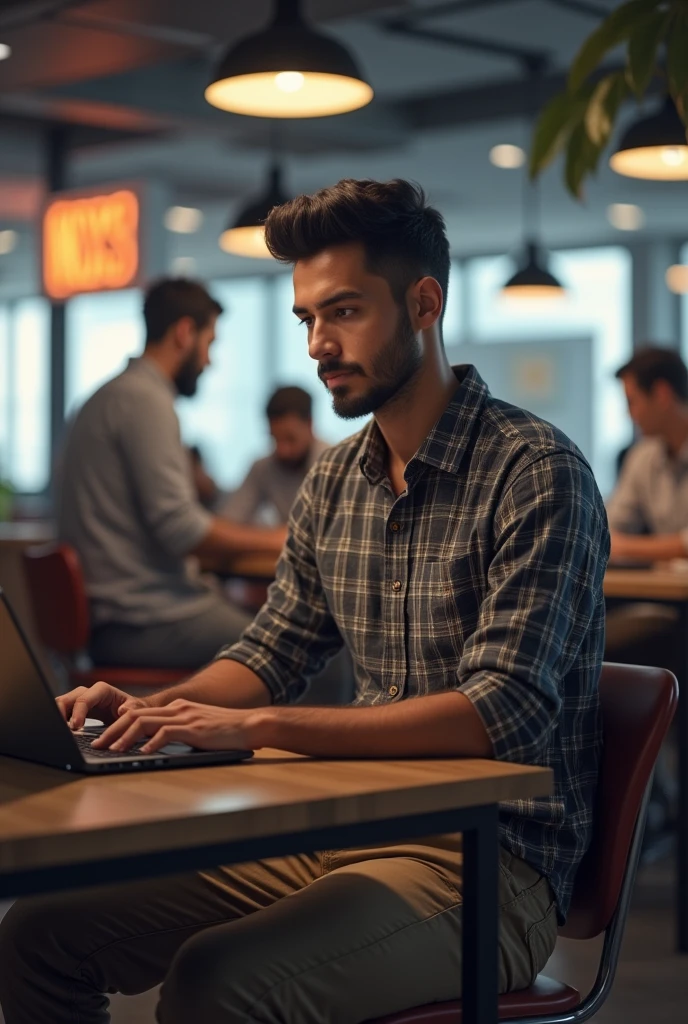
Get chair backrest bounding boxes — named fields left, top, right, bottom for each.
left=561, top=661, right=678, bottom=941
left=22, top=543, right=90, bottom=655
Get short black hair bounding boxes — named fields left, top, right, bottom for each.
left=616, top=346, right=688, bottom=401
left=144, top=278, right=223, bottom=344
left=266, top=386, right=312, bottom=421
left=264, top=178, right=451, bottom=327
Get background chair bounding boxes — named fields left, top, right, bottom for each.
left=367, top=662, right=679, bottom=1024
left=23, top=543, right=186, bottom=693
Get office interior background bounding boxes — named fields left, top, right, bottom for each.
left=1, top=0, right=687, bottom=512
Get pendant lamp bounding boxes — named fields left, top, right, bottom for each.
left=610, top=96, right=688, bottom=181
left=502, top=241, right=566, bottom=301
left=205, top=0, right=373, bottom=118
left=501, top=170, right=565, bottom=302
left=219, top=164, right=289, bottom=259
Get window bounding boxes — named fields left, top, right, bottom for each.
left=462, top=247, right=632, bottom=497
left=0, top=298, right=50, bottom=493
left=65, top=289, right=143, bottom=415
left=681, top=242, right=688, bottom=361
left=176, top=278, right=270, bottom=490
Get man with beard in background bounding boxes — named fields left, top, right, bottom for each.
left=56, top=277, right=285, bottom=671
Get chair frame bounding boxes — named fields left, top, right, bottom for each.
left=515, top=778, right=654, bottom=1024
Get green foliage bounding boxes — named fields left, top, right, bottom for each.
left=531, top=0, right=688, bottom=199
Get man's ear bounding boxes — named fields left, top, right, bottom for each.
left=172, top=316, right=197, bottom=355
left=408, top=276, right=443, bottom=331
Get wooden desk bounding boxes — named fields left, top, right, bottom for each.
left=0, top=750, right=551, bottom=1024
left=605, top=565, right=688, bottom=953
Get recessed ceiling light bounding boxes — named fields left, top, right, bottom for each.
left=666, top=265, right=688, bottom=295
left=489, top=144, right=526, bottom=169
left=0, top=229, right=18, bottom=255
left=171, top=256, right=197, bottom=276
left=164, top=206, right=204, bottom=234
left=0, top=43, right=11, bottom=62
left=607, top=203, right=645, bottom=231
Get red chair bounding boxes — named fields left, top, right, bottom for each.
left=368, top=662, right=679, bottom=1024
left=23, top=543, right=187, bottom=692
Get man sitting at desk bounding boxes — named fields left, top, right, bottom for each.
left=55, top=277, right=285, bottom=670
left=608, top=346, right=688, bottom=562
left=0, top=180, right=609, bottom=1024
left=222, top=386, right=328, bottom=525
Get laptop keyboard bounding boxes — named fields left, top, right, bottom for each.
left=75, top=732, right=155, bottom=759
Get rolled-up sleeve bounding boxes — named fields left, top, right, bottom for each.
left=215, top=474, right=343, bottom=703
left=458, top=451, right=609, bottom=763
left=116, top=391, right=212, bottom=558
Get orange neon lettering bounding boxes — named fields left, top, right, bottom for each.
left=42, top=189, right=140, bottom=300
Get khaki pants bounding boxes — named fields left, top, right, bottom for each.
left=0, top=840, right=558, bottom=1024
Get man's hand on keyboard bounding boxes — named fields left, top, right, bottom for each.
left=56, top=682, right=147, bottom=731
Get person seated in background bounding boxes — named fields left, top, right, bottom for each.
left=222, top=385, right=328, bottom=524
left=608, top=346, right=688, bottom=563
left=56, top=277, right=285, bottom=671
left=606, top=346, right=688, bottom=842
left=5, top=179, right=609, bottom=1024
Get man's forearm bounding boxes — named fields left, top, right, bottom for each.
left=611, top=531, right=687, bottom=562
left=248, top=691, right=493, bottom=758
left=147, top=659, right=272, bottom=710
left=192, top=517, right=285, bottom=563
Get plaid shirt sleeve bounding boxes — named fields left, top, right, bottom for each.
left=215, top=472, right=343, bottom=704
left=458, top=450, right=610, bottom=764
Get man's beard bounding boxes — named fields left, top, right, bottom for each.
left=174, top=344, right=202, bottom=398
left=319, top=306, right=423, bottom=421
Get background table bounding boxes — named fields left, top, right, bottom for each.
left=0, top=522, right=56, bottom=645
left=0, top=750, right=551, bottom=1024
left=605, top=566, right=688, bottom=952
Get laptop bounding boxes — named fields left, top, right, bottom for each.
left=0, top=588, right=254, bottom=774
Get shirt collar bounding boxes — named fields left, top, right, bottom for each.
left=126, top=356, right=176, bottom=397
left=358, top=365, right=489, bottom=485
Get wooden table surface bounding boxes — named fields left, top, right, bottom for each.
left=604, top=565, right=688, bottom=601
left=0, top=521, right=55, bottom=548
left=0, top=750, right=551, bottom=878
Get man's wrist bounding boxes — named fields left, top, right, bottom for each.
left=244, top=708, right=281, bottom=749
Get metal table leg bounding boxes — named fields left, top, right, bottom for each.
left=463, top=803, right=500, bottom=1024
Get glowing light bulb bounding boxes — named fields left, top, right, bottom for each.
left=661, top=147, right=687, bottom=167
left=275, top=72, right=305, bottom=93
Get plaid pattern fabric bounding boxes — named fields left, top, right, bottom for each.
left=220, top=365, right=609, bottom=920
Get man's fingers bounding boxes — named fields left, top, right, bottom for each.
left=92, top=706, right=185, bottom=749
left=141, top=726, right=192, bottom=754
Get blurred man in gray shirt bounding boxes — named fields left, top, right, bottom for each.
left=223, top=386, right=328, bottom=525
left=608, top=346, right=688, bottom=561
left=57, top=278, right=285, bottom=670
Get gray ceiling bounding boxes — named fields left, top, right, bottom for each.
left=0, top=0, right=685, bottom=292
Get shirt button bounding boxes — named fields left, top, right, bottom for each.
left=388, top=685, right=399, bottom=697
left=391, top=580, right=402, bottom=592
left=389, top=521, right=401, bottom=533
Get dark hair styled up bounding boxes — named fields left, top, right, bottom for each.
left=144, top=278, right=223, bottom=344
left=616, top=346, right=688, bottom=401
left=264, top=178, right=451, bottom=325
left=266, top=386, right=313, bottom=422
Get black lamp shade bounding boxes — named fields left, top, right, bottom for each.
left=502, top=243, right=566, bottom=298
left=610, top=97, right=688, bottom=180
left=205, top=2, right=373, bottom=117
left=219, top=166, right=290, bottom=258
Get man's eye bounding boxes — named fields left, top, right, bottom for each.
left=336, top=308, right=355, bottom=318
left=298, top=318, right=312, bottom=328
